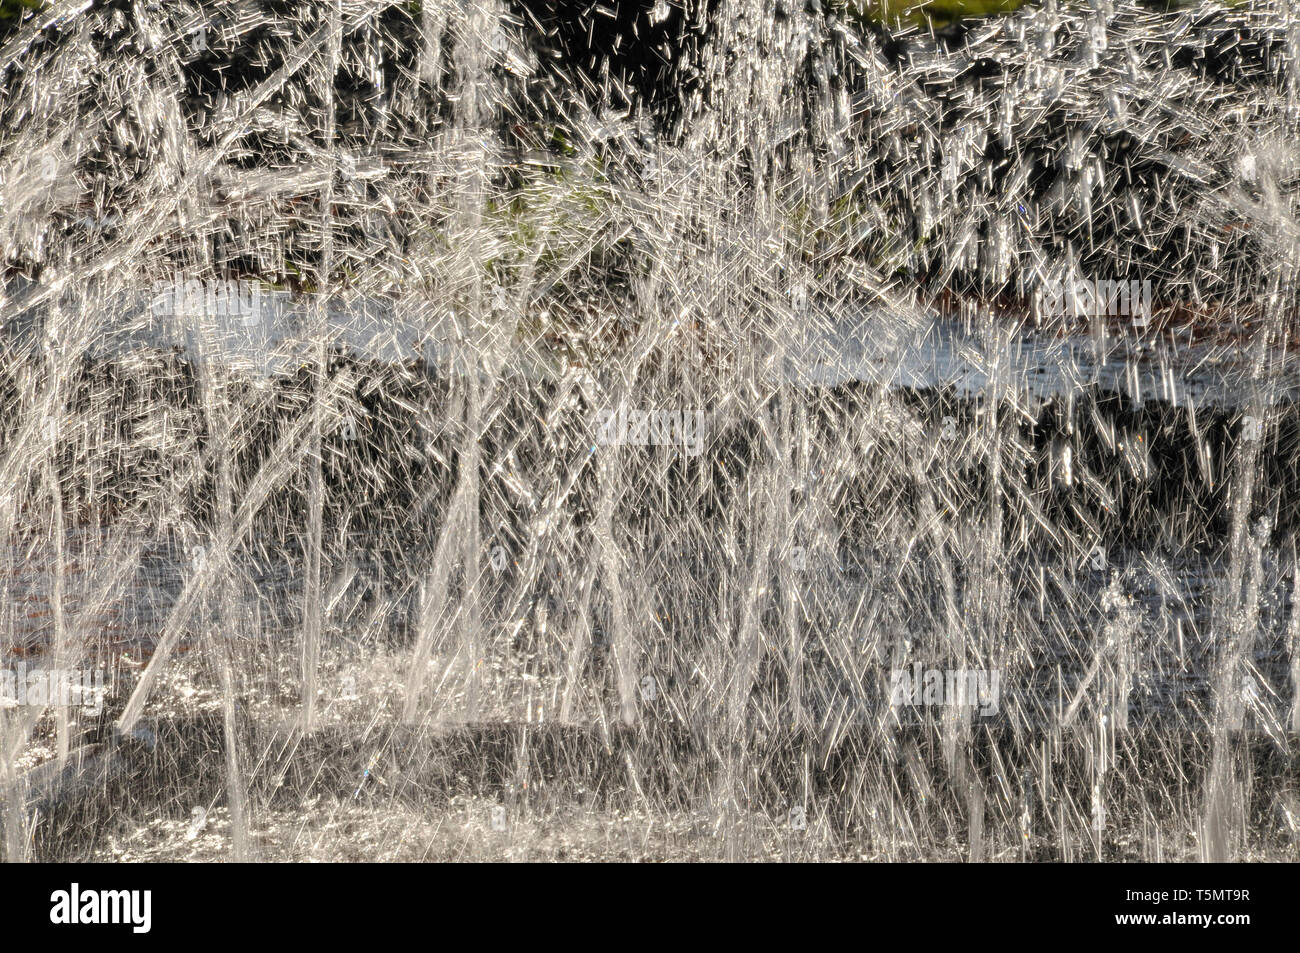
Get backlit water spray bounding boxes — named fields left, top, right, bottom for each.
left=0, top=0, right=1298, bottom=860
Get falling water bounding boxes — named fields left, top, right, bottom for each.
left=1, top=0, right=1299, bottom=861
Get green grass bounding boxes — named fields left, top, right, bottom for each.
left=847, top=0, right=1241, bottom=28
left=855, top=0, right=1030, bottom=26
left=0, top=0, right=47, bottom=44
left=0, top=0, right=42, bottom=26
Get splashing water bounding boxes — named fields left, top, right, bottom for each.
left=1, top=0, right=1299, bottom=861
